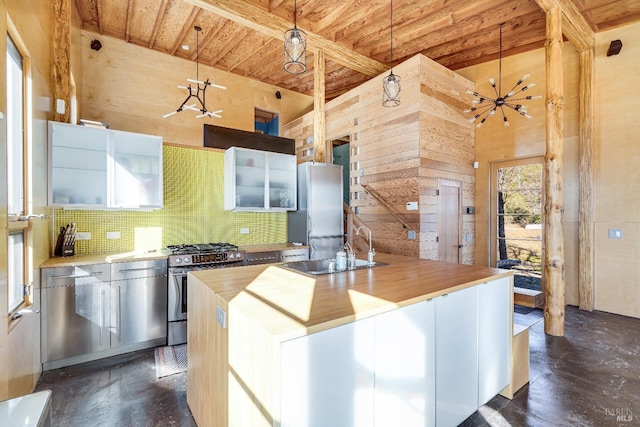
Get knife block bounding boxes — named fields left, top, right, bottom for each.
left=61, top=244, right=75, bottom=257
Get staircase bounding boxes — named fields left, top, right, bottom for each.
left=514, top=287, right=545, bottom=308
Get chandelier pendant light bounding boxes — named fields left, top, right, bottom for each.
left=382, top=0, right=400, bottom=107
left=284, top=0, right=307, bottom=74
left=163, top=26, right=226, bottom=119
left=465, top=23, right=541, bottom=128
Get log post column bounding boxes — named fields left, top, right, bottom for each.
left=53, top=0, right=71, bottom=123
left=578, top=48, right=595, bottom=311
left=543, top=7, right=566, bottom=336
left=313, top=49, right=326, bottom=163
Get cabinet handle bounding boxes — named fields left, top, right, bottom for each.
left=51, top=272, right=104, bottom=279
left=117, top=286, right=122, bottom=342
left=117, top=266, right=162, bottom=273
left=100, top=288, right=105, bottom=346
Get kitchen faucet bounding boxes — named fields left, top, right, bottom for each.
left=356, top=225, right=376, bottom=266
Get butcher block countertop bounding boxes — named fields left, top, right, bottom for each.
left=189, top=253, right=512, bottom=342
left=39, top=249, right=171, bottom=268
left=39, top=243, right=306, bottom=269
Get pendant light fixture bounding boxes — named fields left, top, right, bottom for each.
left=284, top=0, right=307, bottom=74
left=163, top=26, right=226, bottom=119
left=465, top=23, right=541, bottom=128
left=382, top=0, right=400, bottom=107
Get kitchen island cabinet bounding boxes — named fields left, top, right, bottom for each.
left=187, top=254, right=515, bottom=427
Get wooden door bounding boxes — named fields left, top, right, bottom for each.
left=438, top=179, right=462, bottom=263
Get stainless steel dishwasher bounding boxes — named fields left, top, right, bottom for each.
left=41, top=259, right=167, bottom=370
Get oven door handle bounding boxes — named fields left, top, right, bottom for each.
left=171, top=273, right=186, bottom=320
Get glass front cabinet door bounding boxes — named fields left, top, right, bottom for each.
left=224, top=147, right=297, bottom=211
left=48, top=122, right=163, bottom=210
left=49, top=123, right=109, bottom=207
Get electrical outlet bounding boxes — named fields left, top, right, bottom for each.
left=240, top=228, right=250, bottom=234
left=107, top=231, right=121, bottom=239
left=75, top=232, right=91, bottom=240
left=408, top=230, right=416, bottom=240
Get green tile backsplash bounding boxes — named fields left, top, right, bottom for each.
left=52, top=144, right=287, bottom=255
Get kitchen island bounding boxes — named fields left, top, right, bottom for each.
left=187, top=253, right=515, bottom=427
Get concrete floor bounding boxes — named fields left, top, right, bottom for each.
left=35, top=305, right=639, bottom=426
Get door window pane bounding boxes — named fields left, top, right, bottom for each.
left=7, top=35, right=24, bottom=216
left=8, top=231, right=25, bottom=313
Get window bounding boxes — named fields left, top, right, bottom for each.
left=7, top=34, right=28, bottom=315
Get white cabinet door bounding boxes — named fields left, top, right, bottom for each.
left=111, top=130, right=163, bottom=208
left=49, top=122, right=109, bottom=207
left=478, top=277, right=511, bottom=405
left=224, top=147, right=296, bottom=211
left=374, top=300, right=435, bottom=427
left=435, top=286, right=479, bottom=427
left=281, top=317, right=375, bottom=427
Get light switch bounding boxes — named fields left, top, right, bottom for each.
left=608, top=229, right=623, bottom=239
left=406, top=201, right=418, bottom=211
left=240, top=228, right=250, bottom=234
left=408, top=230, right=416, bottom=240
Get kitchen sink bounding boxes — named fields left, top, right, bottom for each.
left=279, top=258, right=388, bottom=276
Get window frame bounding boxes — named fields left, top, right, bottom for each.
left=6, top=29, right=33, bottom=319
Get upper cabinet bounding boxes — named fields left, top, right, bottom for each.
left=224, top=147, right=296, bottom=212
left=48, top=122, right=163, bottom=209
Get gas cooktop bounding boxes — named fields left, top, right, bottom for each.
left=166, top=242, right=239, bottom=255
left=166, top=242, right=244, bottom=267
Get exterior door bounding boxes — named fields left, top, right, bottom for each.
left=438, top=179, right=462, bottom=263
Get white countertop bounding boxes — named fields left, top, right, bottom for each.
left=0, top=390, right=52, bottom=426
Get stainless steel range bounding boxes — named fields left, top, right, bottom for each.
left=166, top=243, right=244, bottom=345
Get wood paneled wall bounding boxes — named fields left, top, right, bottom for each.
left=77, top=30, right=313, bottom=146
left=283, top=55, right=475, bottom=262
left=593, top=22, right=640, bottom=319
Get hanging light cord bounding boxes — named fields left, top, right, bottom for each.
left=162, top=26, right=226, bottom=119
left=390, top=0, right=393, bottom=68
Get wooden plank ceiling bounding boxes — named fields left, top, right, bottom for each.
left=73, top=0, right=640, bottom=100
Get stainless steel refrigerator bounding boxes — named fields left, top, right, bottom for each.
left=287, top=162, right=344, bottom=260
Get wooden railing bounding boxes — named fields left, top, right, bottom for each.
left=361, top=184, right=409, bottom=229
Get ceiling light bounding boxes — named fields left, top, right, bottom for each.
left=181, top=44, right=190, bottom=51
left=464, top=23, right=541, bottom=128
left=163, top=26, right=226, bottom=119
left=284, top=0, right=306, bottom=74
left=382, top=0, right=400, bottom=107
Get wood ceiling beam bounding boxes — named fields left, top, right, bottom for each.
left=183, top=0, right=387, bottom=77
left=170, top=6, right=200, bottom=55
left=535, top=0, right=594, bottom=51
left=148, top=0, right=169, bottom=48
left=125, top=0, right=133, bottom=42
left=96, top=0, right=104, bottom=34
